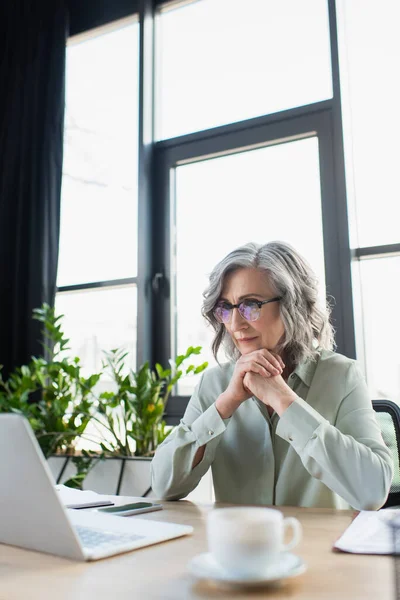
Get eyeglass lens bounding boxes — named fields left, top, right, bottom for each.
left=215, top=300, right=260, bottom=323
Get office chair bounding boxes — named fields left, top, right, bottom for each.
left=373, top=399, right=400, bottom=509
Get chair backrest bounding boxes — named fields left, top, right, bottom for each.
left=373, top=399, right=400, bottom=508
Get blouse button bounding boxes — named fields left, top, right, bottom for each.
left=208, top=430, right=214, bottom=436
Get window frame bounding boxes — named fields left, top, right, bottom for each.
left=154, top=103, right=355, bottom=423
left=57, top=13, right=141, bottom=370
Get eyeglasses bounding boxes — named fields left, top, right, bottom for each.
left=213, top=297, right=282, bottom=324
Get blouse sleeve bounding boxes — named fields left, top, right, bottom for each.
left=276, top=362, right=393, bottom=510
left=151, top=373, right=230, bottom=500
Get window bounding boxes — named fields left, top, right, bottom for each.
left=357, top=256, right=400, bottom=404
left=57, top=20, right=139, bottom=373
left=55, top=286, right=137, bottom=375
left=337, top=0, right=400, bottom=403
left=337, top=0, right=400, bottom=248
left=156, top=0, right=332, bottom=139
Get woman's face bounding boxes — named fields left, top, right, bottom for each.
left=220, top=267, right=285, bottom=355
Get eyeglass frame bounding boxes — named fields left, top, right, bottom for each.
left=213, top=296, right=282, bottom=324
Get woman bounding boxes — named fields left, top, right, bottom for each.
left=151, top=241, right=393, bottom=510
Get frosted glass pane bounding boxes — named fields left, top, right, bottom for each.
left=55, top=286, right=137, bottom=377
left=156, top=0, right=332, bottom=139
left=338, top=0, right=400, bottom=247
left=58, top=23, right=139, bottom=286
left=358, top=257, right=400, bottom=403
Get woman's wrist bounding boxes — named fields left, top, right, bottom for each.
left=271, top=391, right=297, bottom=416
left=215, top=392, right=242, bottom=419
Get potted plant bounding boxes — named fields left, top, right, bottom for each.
left=3, top=304, right=208, bottom=495
left=0, top=304, right=101, bottom=458
left=53, top=345, right=208, bottom=496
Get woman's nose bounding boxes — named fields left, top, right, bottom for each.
left=229, top=307, right=248, bottom=331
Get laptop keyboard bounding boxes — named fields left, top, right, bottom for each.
left=76, top=525, right=145, bottom=550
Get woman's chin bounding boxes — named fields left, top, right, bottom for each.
left=236, top=340, right=262, bottom=354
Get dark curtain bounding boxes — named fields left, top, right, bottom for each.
left=0, top=1, right=68, bottom=378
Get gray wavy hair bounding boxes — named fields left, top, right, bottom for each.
left=202, top=241, right=335, bottom=366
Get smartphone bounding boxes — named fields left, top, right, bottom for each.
left=68, top=500, right=115, bottom=510
left=97, top=501, right=163, bottom=517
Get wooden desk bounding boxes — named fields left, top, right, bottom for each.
left=0, top=502, right=393, bottom=599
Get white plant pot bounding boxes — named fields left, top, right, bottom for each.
left=47, top=455, right=155, bottom=498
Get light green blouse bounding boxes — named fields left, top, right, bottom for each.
left=151, top=350, right=393, bottom=510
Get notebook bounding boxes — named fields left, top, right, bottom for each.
left=334, top=509, right=399, bottom=554
left=0, top=413, right=193, bottom=561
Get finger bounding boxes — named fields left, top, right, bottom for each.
left=238, top=360, right=271, bottom=379
left=250, top=354, right=282, bottom=376
left=257, top=349, right=284, bottom=372
left=246, top=362, right=271, bottom=378
left=242, top=373, right=252, bottom=393
left=271, top=353, right=285, bottom=369
left=243, top=372, right=257, bottom=394
left=239, top=356, right=278, bottom=377
left=239, top=352, right=279, bottom=374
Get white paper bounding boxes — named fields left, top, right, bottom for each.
left=55, top=485, right=147, bottom=509
left=334, top=509, right=400, bottom=554
left=55, top=484, right=103, bottom=507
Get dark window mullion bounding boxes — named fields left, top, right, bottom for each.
left=355, top=243, right=400, bottom=260
left=68, top=1, right=140, bottom=37
left=324, top=0, right=355, bottom=359
left=137, top=0, right=156, bottom=368
left=156, top=99, right=334, bottom=151
left=316, top=113, right=356, bottom=359
left=152, top=142, right=173, bottom=370
left=57, top=277, right=138, bottom=294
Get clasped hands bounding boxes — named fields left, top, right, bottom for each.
left=216, top=349, right=297, bottom=419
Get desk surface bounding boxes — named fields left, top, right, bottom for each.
left=0, top=501, right=393, bottom=599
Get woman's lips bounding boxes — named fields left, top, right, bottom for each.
left=236, top=337, right=258, bottom=343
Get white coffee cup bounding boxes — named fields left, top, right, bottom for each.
left=207, top=507, right=302, bottom=577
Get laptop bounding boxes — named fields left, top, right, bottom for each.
left=0, top=413, right=193, bottom=561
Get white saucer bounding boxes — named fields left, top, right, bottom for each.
left=188, top=551, right=307, bottom=587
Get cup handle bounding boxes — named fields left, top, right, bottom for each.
left=282, top=517, right=302, bottom=552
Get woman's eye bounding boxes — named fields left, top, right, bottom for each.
left=244, top=299, right=259, bottom=307
left=222, top=302, right=232, bottom=310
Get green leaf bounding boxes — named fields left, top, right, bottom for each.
left=175, top=355, right=185, bottom=368
left=20, top=365, right=31, bottom=377
left=194, top=362, right=208, bottom=374
left=99, top=391, right=114, bottom=401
